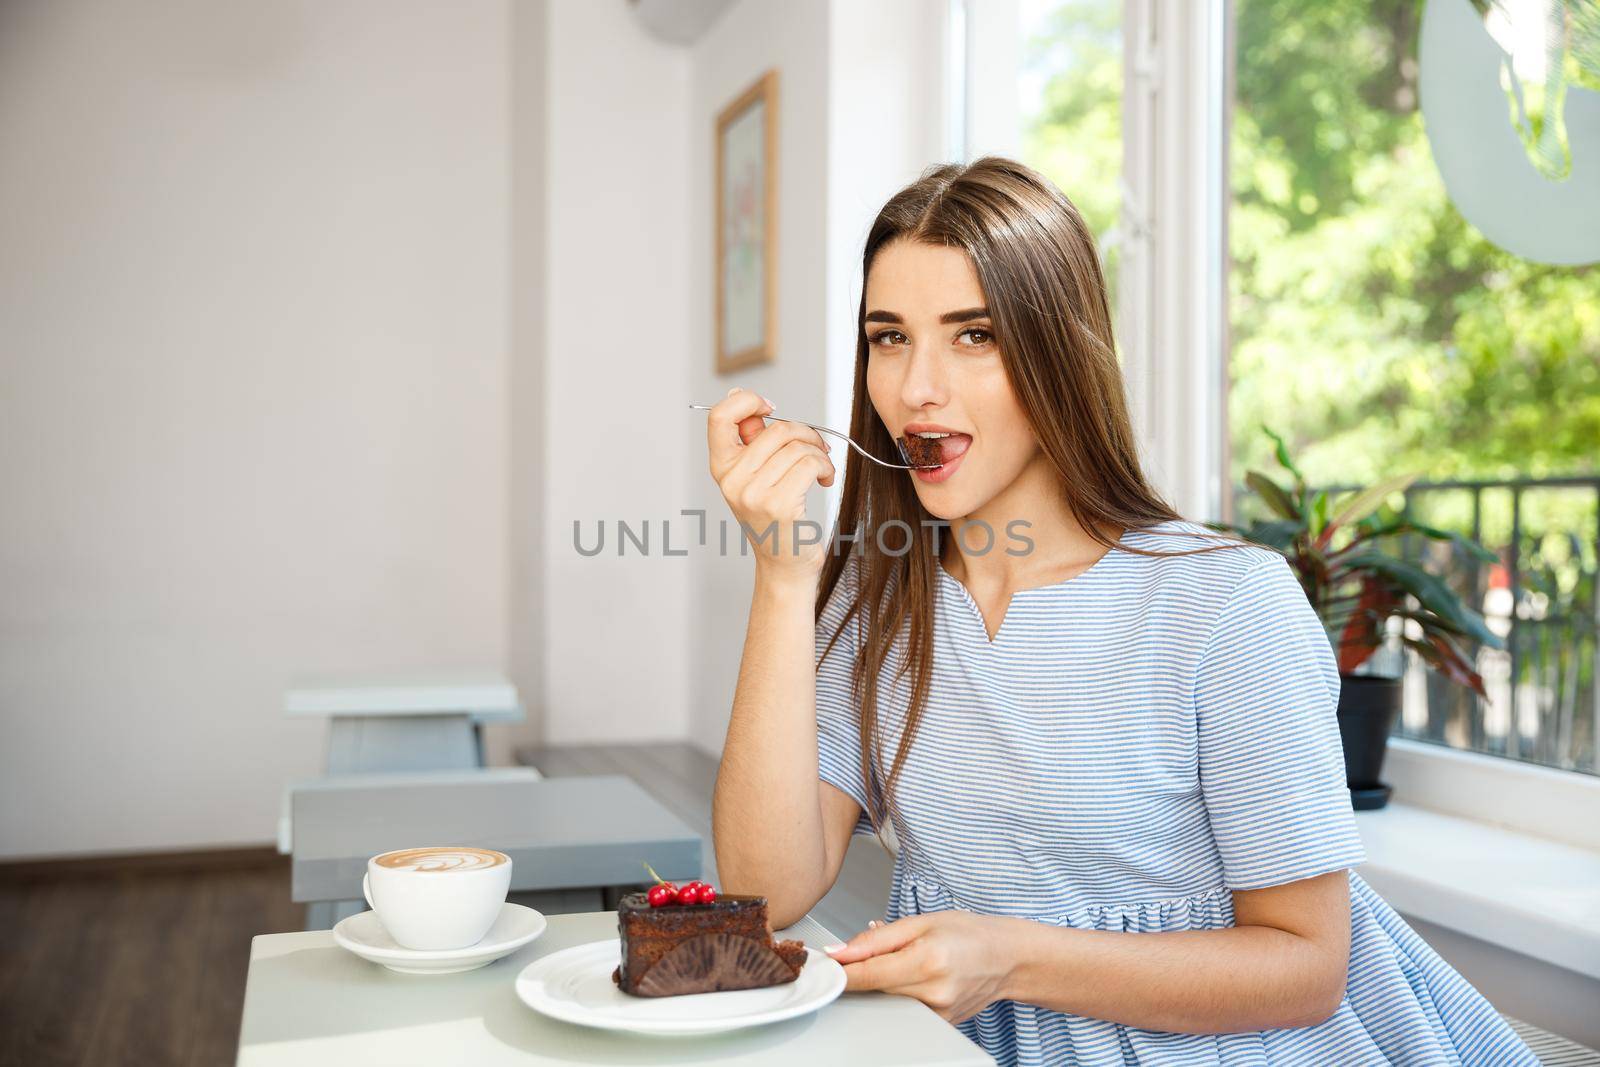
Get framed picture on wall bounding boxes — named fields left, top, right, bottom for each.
left=715, top=70, right=778, bottom=374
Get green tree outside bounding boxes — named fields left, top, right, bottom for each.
left=1022, top=0, right=1599, bottom=493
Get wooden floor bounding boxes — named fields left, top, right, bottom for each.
left=0, top=742, right=890, bottom=1067
left=0, top=851, right=302, bottom=1067
left=515, top=742, right=894, bottom=939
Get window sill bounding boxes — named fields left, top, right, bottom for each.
left=1382, top=737, right=1600, bottom=852
left=1354, top=802, right=1600, bottom=982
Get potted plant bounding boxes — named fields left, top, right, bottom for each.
left=1209, top=428, right=1504, bottom=810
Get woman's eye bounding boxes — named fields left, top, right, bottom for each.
left=870, top=329, right=908, bottom=347
left=958, top=327, right=993, bottom=347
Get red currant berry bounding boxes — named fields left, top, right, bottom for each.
left=699, top=886, right=717, bottom=904
left=647, top=883, right=676, bottom=907
left=675, top=884, right=702, bottom=905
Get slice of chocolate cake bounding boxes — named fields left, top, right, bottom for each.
left=896, top=434, right=945, bottom=469
left=611, top=892, right=807, bottom=997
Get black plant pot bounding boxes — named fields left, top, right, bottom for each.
left=1335, top=674, right=1402, bottom=811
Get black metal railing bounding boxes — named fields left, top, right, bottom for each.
left=1396, top=477, right=1598, bottom=775
left=1231, top=475, right=1600, bottom=776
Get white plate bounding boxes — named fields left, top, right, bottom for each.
left=333, top=902, right=546, bottom=975
left=515, top=938, right=846, bottom=1036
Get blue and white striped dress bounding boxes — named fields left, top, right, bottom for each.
left=814, top=519, right=1539, bottom=1066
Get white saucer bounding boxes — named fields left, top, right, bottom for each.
left=333, top=902, right=546, bottom=974
left=514, top=938, right=846, bottom=1036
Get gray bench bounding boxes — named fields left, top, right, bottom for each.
left=1504, top=1016, right=1600, bottom=1065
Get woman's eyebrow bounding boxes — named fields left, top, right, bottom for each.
left=864, top=306, right=990, bottom=325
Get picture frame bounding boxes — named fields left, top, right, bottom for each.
left=714, top=69, right=778, bottom=374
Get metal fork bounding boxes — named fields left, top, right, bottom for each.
left=687, top=403, right=937, bottom=470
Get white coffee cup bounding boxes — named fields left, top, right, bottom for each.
left=363, top=846, right=512, bottom=950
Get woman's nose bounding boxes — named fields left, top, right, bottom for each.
left=899, top=345, right=949, bottom=410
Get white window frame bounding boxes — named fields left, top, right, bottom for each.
left=963, top=0, right=1226, bottom=521
left=1119, top=0, right=1229, bottom=525
left=965, top=0, right=1600, bottom=841
left=959, top=0, right=1022, bottom=161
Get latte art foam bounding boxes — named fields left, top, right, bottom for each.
left=374, top=847, right=507, bottom=873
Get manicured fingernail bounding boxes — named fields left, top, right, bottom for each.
left=762, top=395, right=774, bottom=408
left=823, top=943, right=846, bottom=954
left=726, top=387, right=738, bottom=397
left=867, top=919, right=878, bottom=928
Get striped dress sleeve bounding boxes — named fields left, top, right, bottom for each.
left=814, top=556, right=875, bottom=834
left=1194, top=554, right=1368, bottom=890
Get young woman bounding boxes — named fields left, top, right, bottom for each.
left=705, top=158, right=1536, bottom=1066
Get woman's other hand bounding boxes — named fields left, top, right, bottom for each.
left=824, top=911, right=1017, bottom=1024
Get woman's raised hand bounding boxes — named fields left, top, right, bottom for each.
left=706, top=387, right=836, bottom=578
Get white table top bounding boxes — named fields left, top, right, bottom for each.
left=237, top=910, right=994, bottom=1066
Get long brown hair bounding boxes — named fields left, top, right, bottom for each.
left=816, top=156, right=1246, bottom=837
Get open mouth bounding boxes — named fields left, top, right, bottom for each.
left=896, top=429, right=972, bottom=482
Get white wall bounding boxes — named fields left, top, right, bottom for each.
left=0, top=0, right=513, bottom=858
left=684, top=0, right=950, bottom=756
left=963, top=0, right=1021, bottom=161
left=824, top=1, right=951, bottom=432
left=539, top=0, right=695, bottom=744
left=508, top=0, right=549, bottom=753
left=0, top=0, right=964, bottom=855
left=685, top=0, right=834, bottom=754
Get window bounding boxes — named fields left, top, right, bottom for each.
left=1229, top=0, right=1599, bottom=776
left=1002, top=0, right=1598, bottom=778
left=1019, top=0, right=1123, bottom=309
